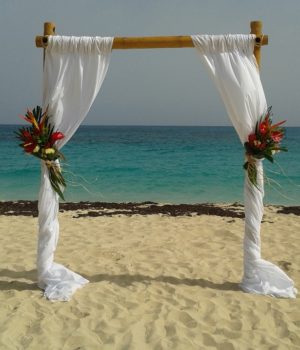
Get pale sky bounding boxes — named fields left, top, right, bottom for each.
left=1, top=0, right=300, bottom=126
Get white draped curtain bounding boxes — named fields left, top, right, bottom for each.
left=37, top=33, right=296, bottom=301
left=192, top=34, right=296, bottom=298
left=38, top=36, right=113, bottom=301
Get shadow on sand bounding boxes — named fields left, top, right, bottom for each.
left=86, top=273, right=240, bottom=292
left=0, top=269, right=38, bottom=291
left=0, top=269, right=240, bottom=292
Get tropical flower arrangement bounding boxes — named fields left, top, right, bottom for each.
left=16, top=106, right=66, bottom=200
left=243, top=107, right=287, bottom=187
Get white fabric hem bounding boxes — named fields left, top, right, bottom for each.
left=240, top=259, right=297, bottom=298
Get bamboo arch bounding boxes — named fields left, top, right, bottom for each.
left=33, top=20, right=299, bottom=301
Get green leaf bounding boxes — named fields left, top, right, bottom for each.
left=48, top=164, right=66, bottom=201
left=246, top=162, right=258, bottom=187
left=264, top=153, right=274, bottom=163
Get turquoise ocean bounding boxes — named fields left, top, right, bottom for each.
left=1, top=125, right=300, bottom=205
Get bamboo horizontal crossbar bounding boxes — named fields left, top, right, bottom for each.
left=35, top=34, right=268, bottom=49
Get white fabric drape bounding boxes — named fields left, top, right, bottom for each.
left=38, top=36, right=113, bottom=301
left=192, top=34, right=296, bottom=298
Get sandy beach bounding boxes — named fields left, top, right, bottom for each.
left=0, top=202, right=299, bottom=349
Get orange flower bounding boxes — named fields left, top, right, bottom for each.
left=19, top=109, right=39, bottom=130
left=38, top=109, right=48, bottom=130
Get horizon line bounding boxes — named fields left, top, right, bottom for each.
left=1, top=123, right=300, bottom=128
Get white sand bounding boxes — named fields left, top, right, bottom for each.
left=0, top=207, right=299, bottom=349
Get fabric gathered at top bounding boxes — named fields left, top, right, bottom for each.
left=46, top=35, right=114, bottom=55
left=191, top=34, right=256, bottom=56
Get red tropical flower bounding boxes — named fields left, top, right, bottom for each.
left=50, top=132, right=65, bottom=145
left=271, top=131, right=283, bottom=142
left=21, top=130, right=32, bottom=140
left=248, top=133, right=257, bottom=145
left=259, top=122, right=268, bottom=135
left=271, top=120, right=286, bottom=129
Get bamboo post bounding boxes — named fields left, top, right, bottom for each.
left=250, top=21, right=264, bottom=68
left=44, top=22, right=56, bottom=36
left=42, top=22, right=56, bottom=66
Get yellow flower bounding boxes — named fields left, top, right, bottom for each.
left=45, top=148, right=55, bottom=155
left=33, top=145, right=40, bottom=153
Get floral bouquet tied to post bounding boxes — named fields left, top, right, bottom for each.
left=243, top=107, right=287, bottom=187
left=16, top=106, right=66, bottom=200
